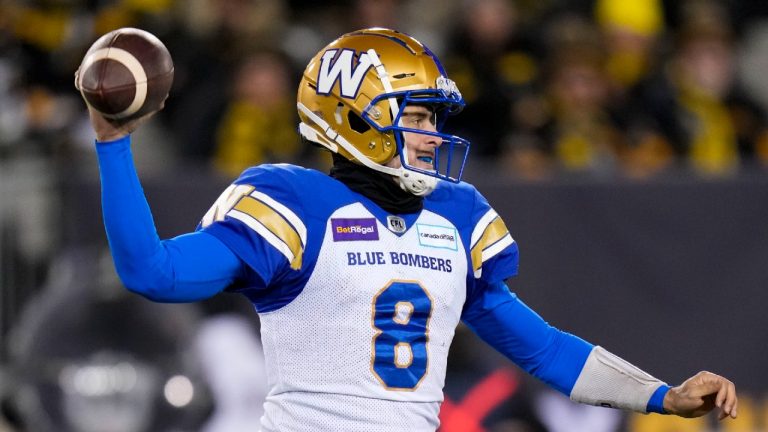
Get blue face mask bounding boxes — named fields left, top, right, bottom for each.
left=362, top=86, right=470, bottom=183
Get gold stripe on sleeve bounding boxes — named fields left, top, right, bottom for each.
left=234, top=196, right=303, bottom=270
left=470, top=216, right=510, bottom=272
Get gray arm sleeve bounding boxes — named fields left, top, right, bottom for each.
left=569, top=346, right=666, bottom=412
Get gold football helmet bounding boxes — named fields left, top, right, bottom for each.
left=297, top=28, right=469, bottom=196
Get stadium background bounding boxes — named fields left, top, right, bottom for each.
left=1, top=0, right=768, bottom=431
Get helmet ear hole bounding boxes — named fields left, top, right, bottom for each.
left=347, top=110, right=371, bottom=134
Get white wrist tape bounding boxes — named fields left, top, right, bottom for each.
left=570, top=346, right=666, bottom=412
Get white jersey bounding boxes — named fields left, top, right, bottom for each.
left=200, top=164, right=519, bottom=432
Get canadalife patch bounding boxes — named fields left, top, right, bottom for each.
left=331, top=218, right=379, bottom=241
left=416, top=224, right=458, bottom=250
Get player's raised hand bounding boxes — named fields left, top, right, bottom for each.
left=86, top=105, right=157, bottom=142
left=75, top=27, right=173, bottom=143
left=663, top=371, right=737, bottom=420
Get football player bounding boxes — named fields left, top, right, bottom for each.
left=84, top=28, right=737, bottom=431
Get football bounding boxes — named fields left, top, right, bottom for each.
left=76, top=27, right=174, bottom=123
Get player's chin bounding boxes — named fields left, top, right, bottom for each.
left=410, top=161, right=435, bottom=171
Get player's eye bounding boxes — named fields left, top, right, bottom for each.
left=403, top=112, right=433, bottom=128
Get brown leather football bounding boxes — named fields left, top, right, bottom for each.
left=76, top=28, right=174, bottom=123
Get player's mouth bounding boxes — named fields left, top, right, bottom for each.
left=415, top=155, right=435, bottom=169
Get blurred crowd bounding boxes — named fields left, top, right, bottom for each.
left=3, top=0, right=768, bottom=179
left=3, top=1, right=768, bottom=431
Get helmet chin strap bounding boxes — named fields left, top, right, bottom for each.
left=398, top=166, right=438, bottom=196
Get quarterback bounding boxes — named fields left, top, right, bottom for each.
left=83, top=28, right=737, bottom=431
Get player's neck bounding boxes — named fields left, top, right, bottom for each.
left=329, top=154, right=423, bottom=214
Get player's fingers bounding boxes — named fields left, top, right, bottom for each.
left=714, top=379, right=728, bottom=408
left=723, top=381, right=738, bottom=419
left=718, top=407, right=728, bottom=421
left=716, top=379, right=737, bottom=420
left=718, top=389, right=731, bottom=421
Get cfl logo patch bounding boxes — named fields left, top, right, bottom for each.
left=387, top=215, right=406, bottom=234
left=316, top=49, right=373, bottom=99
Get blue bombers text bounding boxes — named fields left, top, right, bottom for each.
left=346, top=251, right=452, bottom=273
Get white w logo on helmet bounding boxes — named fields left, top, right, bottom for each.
left=316, top=49, right=373, bottom=99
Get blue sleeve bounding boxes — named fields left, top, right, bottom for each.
left=647, top=385, right=670, bottom=414
left=461, top=279, right=594, bottom=395
left=96, top=135, right=244, bottom=302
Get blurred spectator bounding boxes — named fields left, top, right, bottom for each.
left=167, top=0, right=291, bottom=165
left=533, top=387, right=623, bottom=432
left=351, top=0, right=401, bottom=30
left=592, top=0, right=675, bottom=179
left=443, top=0, right=543, bottom=158
left=1, top=0, right=177, bottom=93
left=194, top=314, right=268, bottom=432
left=633, top=0, right=768, bottom=176
left=595, top=0, right=665, bottom=95
left=7, top=1, right=768, bottom=429
left=212, top=50, right=299, bottom=177
left=5, top=248, right=208, bottom=432
left=4, top=247, right=270, bottom=432
left=501, top=15, right=629, bottom=179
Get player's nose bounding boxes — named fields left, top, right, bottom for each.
left=424, top=131, right=441, bottom=148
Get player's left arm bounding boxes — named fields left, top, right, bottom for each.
left=461, top=280, right=737, bottom=419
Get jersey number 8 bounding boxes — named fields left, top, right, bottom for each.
left=371, top=281, right=433, bottom=390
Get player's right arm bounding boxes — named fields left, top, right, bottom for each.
left=460, top=187, right=669, bottom=414
left=463, top=280, right=738, bottom=419
left=92, top=108, right=245, bottom=302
